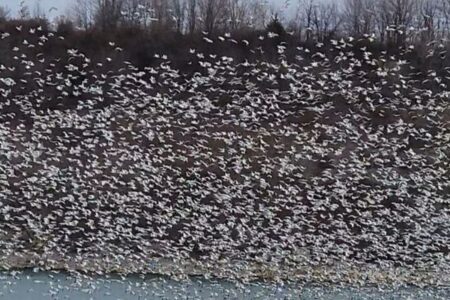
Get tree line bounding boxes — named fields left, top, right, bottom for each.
left=1, top=0, right=450, bottom=47
left=74, top=0, right=450, bottom=46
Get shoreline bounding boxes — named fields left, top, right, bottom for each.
left=0, top=250, right=449, bottom=288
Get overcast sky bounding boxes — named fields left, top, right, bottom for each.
left=2, top=0, right=306, bottom=20
left=3, top=0, right=69, bottom=19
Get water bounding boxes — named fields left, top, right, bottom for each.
left=0, top=270, right=449, bottom=299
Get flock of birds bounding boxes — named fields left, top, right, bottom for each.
left=0, top=23, right=449, bottom=289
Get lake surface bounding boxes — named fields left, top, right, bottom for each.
left=0, top=270, right=449, bottom=299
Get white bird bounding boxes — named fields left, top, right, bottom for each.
left=0, top=19, right=447, bottom=291
left=203, top=37, right=213, bottom=44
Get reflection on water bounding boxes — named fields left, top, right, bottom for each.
left=0, top=271, right=449, bottom=299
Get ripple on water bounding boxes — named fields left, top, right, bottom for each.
left=0, top=271, right=449, bottom=300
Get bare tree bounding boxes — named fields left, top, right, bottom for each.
left=377, top=0, right=417, bottom=46
left=172, top=0, right=187, bottom=33
left=121, top=0, right=146, bottom=27
left=312, top=2, right=342, bottom=41
left=414, top=0, right=439, bottom=42
left=65, top=0, right=271, bottom=34
left=18, top=1, right=31, bottom=20
left=0, top=5, right=10, bottom=21
left=94, top=0, right=125, bottom=31
left=294, top=0, right=317, bottom=41
left=32, top=0, right=46, bottom=19
left=343, top=0, right=377, bottom=36
left=198, top=0, right=227, bottom=33
left=226, top=0, right=249, bottom=31
left=148, top=0, right=175, bottom=30
left=186, top=0, right=197, bottom=34
left=120, top=0, right=158, bottom=28
left=71, top=0, right=96, bottom=29
left=439, top=0, right=450, bottom=37
left=247, top=0, right=270, bottom=29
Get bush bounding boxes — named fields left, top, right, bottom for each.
left=56, top=19, right=75, bottom=36
left=266, top=15, right=286, bottom=38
